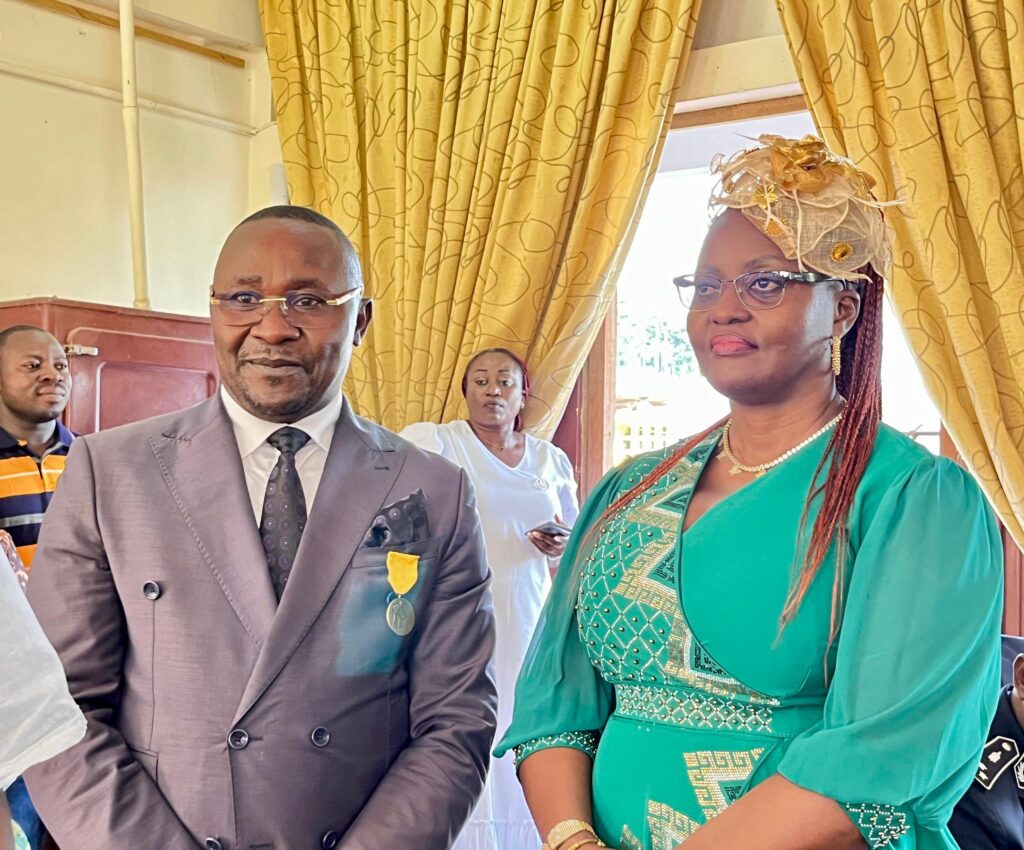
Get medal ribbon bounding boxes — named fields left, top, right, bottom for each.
left=386, top=551, right=419, bottom=595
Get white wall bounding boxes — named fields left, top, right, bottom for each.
left=0, top=0, right=280, bottom=316
left=681, top=0, right=800, bottom=104
left=85, top=0, right=265, bottom=48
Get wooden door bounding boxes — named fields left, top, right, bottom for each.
left=0, top=298, right=217, bottom=434
left=62, top=327, right=216, bottom=433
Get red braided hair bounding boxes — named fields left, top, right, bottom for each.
left=782, top=266, right=883, bottom=636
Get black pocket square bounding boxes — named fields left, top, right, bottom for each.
left=360, top=489, right=430, bottom=548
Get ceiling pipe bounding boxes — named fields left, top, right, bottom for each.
left=119, top=0, right=151, bottom=310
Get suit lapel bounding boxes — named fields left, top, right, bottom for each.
left=149, top=396, right=277, bottom=648
left=234, top=404, right=404, bottom=722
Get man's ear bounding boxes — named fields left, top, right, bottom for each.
left=353, top=298, right=373, bottom=347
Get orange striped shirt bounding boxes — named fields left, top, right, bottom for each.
left=0, top=423, right=74, bottom=568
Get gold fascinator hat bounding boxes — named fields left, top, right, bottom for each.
left=709, top=134, right=894, bottom=281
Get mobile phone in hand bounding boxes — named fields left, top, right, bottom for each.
left=528, top=520, right=571, bottom=538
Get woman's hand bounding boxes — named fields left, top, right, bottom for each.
left=0, top=794, right=14, bottom=850
left=528, top=530, right=568, bottom=557
left=528, top=515, right=569, bottom=557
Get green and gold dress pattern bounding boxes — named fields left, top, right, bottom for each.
left=499, top=426, right=1003, bottom=850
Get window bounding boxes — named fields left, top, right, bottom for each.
left=613, top=112, right=942, bottom=463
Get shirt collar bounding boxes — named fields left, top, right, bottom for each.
left=220, top=385, right=342, bottom=459
left=0, top=422, right=75, bottom=451
left=0, top=427, right=17, bottom=450
left=53, top=420, right=75, bottom=448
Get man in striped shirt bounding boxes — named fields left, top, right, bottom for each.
left=0, top=326, right=73, bottom=569
left=0, top=325, right=73, bottom=850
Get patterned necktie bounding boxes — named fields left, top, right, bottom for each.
left=260, top=426, right=310, bottom=600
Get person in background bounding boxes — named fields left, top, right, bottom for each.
left=949, top=636, right=1024, bottom=849
left=402, top=347, right=579, bottom=850
left=0, top=530, right=85, bottom=850
left=496, top=135, right=1003, bottom=850
left=0, top=326, right=74, bottom=850
left=0, top=326, right=74, bottom=569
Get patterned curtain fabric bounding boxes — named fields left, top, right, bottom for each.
left=259, top=0, right=702, bottom=437
left=775, top=0, right=1024, bottom=548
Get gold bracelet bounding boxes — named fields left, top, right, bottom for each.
left=547, top=819, right=598, bottom=849
left=543, top=838, right=605, bottom=850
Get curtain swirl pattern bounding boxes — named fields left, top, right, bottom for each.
left=775, top=0, right=1024, bottom=548
left=259, top=0, right=702, bottom=437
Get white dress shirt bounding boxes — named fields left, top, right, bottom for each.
left=220, top=386, right=343, bottom=522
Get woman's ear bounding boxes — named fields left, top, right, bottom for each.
left=833, top=284, right=862, bottom=337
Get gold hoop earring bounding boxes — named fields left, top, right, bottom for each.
left=831, top=335, right=842, bottom=376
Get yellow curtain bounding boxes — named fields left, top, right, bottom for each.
left=259, top=0, right=702, bottom=437
left=775, top=0, right=1024, bottom=548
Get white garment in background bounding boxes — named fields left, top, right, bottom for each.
left=0, top=550, right=85, bottom=791
left=400, top=420, right=580, bottom=850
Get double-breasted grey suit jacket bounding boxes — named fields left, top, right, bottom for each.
left=24, top=395, right=497, bottom=850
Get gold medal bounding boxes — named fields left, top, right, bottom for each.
left=385, top=551, right=419, bottom=636
left=386, top=596, right=416, bottom=636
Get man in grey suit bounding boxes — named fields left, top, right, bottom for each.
left=24, top=206, right=497, bottom=850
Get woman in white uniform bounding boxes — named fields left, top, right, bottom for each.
left=402, top=348, right=579, bottom=850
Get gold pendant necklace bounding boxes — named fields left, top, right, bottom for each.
left=718, top=410, right=843, bottom=477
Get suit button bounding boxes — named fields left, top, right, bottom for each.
left=227, top=728, right=249, bottom=750
left=321, top=831, right=340, bottom=849
left=311, top=727, right=331, bottom=748
left=143, top=581, right=162, bottom=600
left=205, top=840, right=223, bottom=850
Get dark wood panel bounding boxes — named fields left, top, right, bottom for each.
left=671, top=94, right=808, bottom=130
left=551, top=379, right=582, bottom=499
left=550, top=309, right=616, bottom=503
left=580, top=310, right=616, bottom=498
left=1004, top=526, right=1024, bottom=635
left=63, top=327, right=216, bottom=433
left=0, top=297, right=213, bottom=345
left=0, top=298, right=216, bottom=435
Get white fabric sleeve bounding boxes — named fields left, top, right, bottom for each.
left=0, top=551, right=86, bottom=791
left=398, top=421, right=446, bottom=455
left=552, top=446, right=580, bottom=527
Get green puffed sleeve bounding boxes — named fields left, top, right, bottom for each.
left=494, top=463, right=627, bottom=767
left=777, top=456, right=1004, bottom=850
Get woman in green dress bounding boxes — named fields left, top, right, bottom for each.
left=495, top=135, right=1004, bottom=850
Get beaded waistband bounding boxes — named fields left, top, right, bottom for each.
left=614, top=684, right=776, bottom=734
